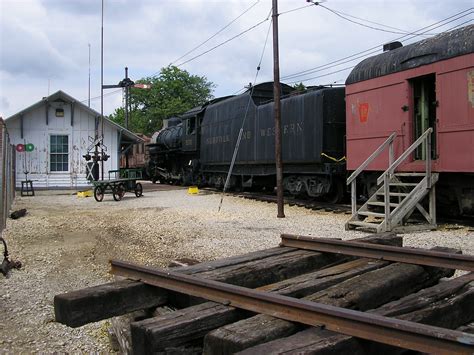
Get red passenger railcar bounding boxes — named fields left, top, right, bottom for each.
left=345, top=25, right=474, bottom=214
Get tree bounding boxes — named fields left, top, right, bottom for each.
left=109, top=66, right=215, bottom=135
left=292, top=82, right=306, bottom=93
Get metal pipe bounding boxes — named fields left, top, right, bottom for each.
left=110, top=259, right=474, bottom=355
left=280, top=234, right=474, bottom=271
left=351, top=180, right=356, bottom=215
left=384, top=173, right=390, bottom=231
left=426, top=131, right=431, bottom=188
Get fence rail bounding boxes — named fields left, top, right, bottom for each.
left=1, top=117, right=16, bottom=235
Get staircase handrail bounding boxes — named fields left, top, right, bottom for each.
left=347, top=132, right=396, bottom=215
left=347, top=132, right=397, bottom=185
left=377, top=128, right=432, bottom=186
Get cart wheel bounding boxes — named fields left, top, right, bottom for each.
left=135, top=182, right=143, bottom=197
left=94, top=186, right=104, bottom=202
left=113, top=183, right=125, bottom=201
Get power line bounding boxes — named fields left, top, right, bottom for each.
left=318, top=6, right=438, bottom=36
left=175, top=14, right=271, bottom=67
left=287, top=66, right=354, bottom=85
left=166, top=3, right=315, bottom=70
left=218, top=16, right=273, bottom=212
left=287, top=16, right=473, bottom=86
left=169, top=0, right=261, bottom=68
left=79, top=89, right=122, bottom=104
left=281, top=8, right=473, bottom=82
left=279, top=4, right=313, bottom=15
left=317, top=4, right=439, bottom=36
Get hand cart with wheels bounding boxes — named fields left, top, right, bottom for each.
left=92, top=169, right=144, bottom=202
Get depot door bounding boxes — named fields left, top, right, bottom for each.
left=411, top=74, right=437, bottom=160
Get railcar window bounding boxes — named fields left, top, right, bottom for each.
left=187, top=117, right=196, bottom=135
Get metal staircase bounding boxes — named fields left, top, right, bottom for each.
left=346, top=128, right=437, bottom=233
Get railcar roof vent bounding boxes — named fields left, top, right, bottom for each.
left=383, top=41, right=403, bottom=52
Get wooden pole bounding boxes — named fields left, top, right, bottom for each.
left=272, top=0, right=284, bottom=218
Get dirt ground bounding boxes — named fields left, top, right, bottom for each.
left=0, top=182, right=472, bottom=353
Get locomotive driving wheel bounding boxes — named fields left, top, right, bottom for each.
left=113, top=183, right=126, bottom=201
left=323, top=179, right=344, bottom=204
left=134, top=182, right=143, bottom=197
left=94, top=186, right=104, bottom=202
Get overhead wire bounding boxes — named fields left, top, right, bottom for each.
left=169, top=0, right=261, bottom=67
left=282, top=7, right=473, bottom=80
left=317, top=3, right=440, bottom=36
left=79, top=89, right=122, bottom=104
left=288, top=17, right=473, bottom=86
left=279, top=4, right=313, bottom=15
left=317, top=6, right=435, bottom=36
left=172, top=3, right=315, bottom=69
left=287, top=21, right=472, bottom=86
left=287, top=66, right=354, bottom=85
left=281, top=8, right=473, bottom=83
left=218, top=13, right=273, bottom=213
left=175, top=14, right=271, bottom=67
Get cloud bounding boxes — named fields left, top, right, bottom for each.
left=0, top=0, right=472, bottom=118
left=0, top=17, right=77, bottom=79
left=0, top=96, right=10, bottom=111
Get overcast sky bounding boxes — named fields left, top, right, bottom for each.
left=0, top=0, right=472, bottom=119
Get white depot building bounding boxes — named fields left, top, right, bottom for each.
left=5, top=90, right=143, bottom=189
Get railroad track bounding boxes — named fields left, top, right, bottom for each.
left=54, top=234, right=474, bottom=354
left=201, top=188, right=352, bottom=214
left=207, top=188, right=474, bottom=228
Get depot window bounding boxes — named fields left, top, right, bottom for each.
left=50, top=135, right=69, bottom=172
left=55, top=108, right=64, bottom=117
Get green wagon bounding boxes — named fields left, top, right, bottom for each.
left=92, top=169, right=144, bottom=202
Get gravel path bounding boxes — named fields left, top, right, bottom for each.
left=0, top=182, right=472, bottom=352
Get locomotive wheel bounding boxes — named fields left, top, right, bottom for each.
left=113, top=184, right=126, bottom=201
left=323, top=180, right=344, bottom=204
left=94, top=186, right=104, bottom=202
left=134, top=183, right=143, bottom=197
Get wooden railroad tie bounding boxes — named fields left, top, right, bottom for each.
left=53, top=233, right=474, bottom=354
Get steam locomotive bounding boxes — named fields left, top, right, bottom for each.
left=147, top=83, right=346, bottom=202
left=147, top=25, right=474, bottom=213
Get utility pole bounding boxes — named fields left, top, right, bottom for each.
left=100, top=0, right=104, bottom=180
left=124, top=67, right=130, bottom=168
left=272, top=0, right=285, bottom=218
left=103, top=67, right=135, bottom=169
left=124, top=67, right=130, bottom=129
left=88, top=43, right=91, bottom=108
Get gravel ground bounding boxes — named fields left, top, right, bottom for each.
left=0, top=182, right=472, bottom=352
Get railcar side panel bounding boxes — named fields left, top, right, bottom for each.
left=346, top=53, right=474, bottom=172
left=200, top=87, right=345, bottom=174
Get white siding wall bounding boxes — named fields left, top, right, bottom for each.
left=7, top=102, right=119, bottom=188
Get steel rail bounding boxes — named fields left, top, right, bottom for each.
left=110, top=259, right=474, bottom=354
left=280, top=234, right=474, bottom=271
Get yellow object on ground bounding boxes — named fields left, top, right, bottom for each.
left=188, top=186, right=199, bottom=195
left=77, top=190, right=93, bottom=198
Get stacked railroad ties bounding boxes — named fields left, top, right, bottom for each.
left=54, top=234, right=474, bottom=354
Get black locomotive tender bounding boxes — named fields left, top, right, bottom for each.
left=147, top=83, right=346, bottom=202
